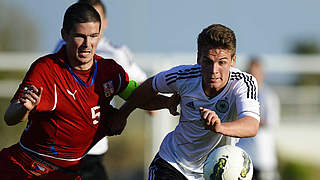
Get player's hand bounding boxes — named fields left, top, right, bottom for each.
left=19, top=85, right=43, bottom=111
left=105, top=109, right=127, bottom=136
left=167, top=93, right=180, bottom=116
left=200, top=107, right=222, bottom=133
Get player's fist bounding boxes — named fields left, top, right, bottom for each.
left=19, top=85, right=43, bottom=111
left=200, top=107, right=222, bottom=133
left=104, top=108, right=127, bottom=136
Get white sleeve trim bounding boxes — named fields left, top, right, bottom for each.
left=50, top=83, right=57, bottom=111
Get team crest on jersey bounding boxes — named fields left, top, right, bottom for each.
left=103, top=80, right=114, bottom=97
left=215, top=100, right=229, bottom=113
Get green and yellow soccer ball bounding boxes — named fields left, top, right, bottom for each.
left=204, top=145, right=253, bottom=180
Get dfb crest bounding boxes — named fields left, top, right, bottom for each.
left=215, top=100, right=229, bottom=113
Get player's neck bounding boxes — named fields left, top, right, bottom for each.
left=203, top=89, right=218, bottom=99
left=66, top=58, right=94, bottom=71
left=202, top=84, right=226, bottom=99
left=72, top=61, right=93, bottom=71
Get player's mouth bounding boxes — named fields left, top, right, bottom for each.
left=210, top=78, right=221, bottom=82
left=78, top=50, right=91, bottom=57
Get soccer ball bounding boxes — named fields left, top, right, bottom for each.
left=203, top=145, right=253, bottom=180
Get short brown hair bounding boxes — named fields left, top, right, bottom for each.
left=63, top=3, right=101, bottom=33
left=78, top=0, right=106, bottom=17
left=197, top=24, right=236, bottom=58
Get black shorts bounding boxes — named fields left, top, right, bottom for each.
left=148, top=153, right=187, bottom=180
left=80, top=154, right=108, bottom=180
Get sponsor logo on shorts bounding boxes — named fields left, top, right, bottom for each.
left=30, top=162, right=49, bottom=176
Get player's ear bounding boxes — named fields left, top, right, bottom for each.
left=231, top=54, right=236, bottom=67
left=103, top=17, right=108, bottom=30
left=196, top=51, right=201, bottom=64
left=61, top=28, right=68, bottom=42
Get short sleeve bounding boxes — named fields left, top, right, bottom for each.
left=113, top=62, right=130, bottom=95
left=234, top=74, right=260, bottom=121
left=11, top=58, right=55, bottom=112
left=152, top=67, right=181, bottom=93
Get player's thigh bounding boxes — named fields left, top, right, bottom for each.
left=0, top=147, right=31, bottom=179
left=80, top=155, right=108, bottom=180
left=148, top=154, right=187, bottom=180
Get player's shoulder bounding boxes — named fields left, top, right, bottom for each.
left=30, top=53, right=57, bottom=69
left=230, top=67, right=255, bottom=83
left=95, top=54, right=124, bottom=71
left=163, top=64, right=202, bottom=85
left=95, top=54, right=116, bottom=64
left=167, top=64, right=201, bottom=76
left=229, top=67, right=258, bottom=98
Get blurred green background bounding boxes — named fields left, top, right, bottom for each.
left=1, top=0, right=320, bottom=179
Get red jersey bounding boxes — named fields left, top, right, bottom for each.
left=11, top=46, right=129, bottom=167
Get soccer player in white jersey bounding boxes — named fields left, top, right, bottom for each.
left=116, top=24, right=260, bottom=179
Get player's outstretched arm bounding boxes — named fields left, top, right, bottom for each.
left=105, top=81, right=180, bottom=136
left=141, top=93, right=180, bottom=116
left=120, top=77, right=179, bottom=119
left=200, top=107, right=259, bottom=138
left=4, top=85, right=43, bottom=126
left=119, top=77, right=160, bottom=120
left=104, top=78, right=157, bottom=135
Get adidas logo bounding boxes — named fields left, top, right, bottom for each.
left=186, top=101, right=195, bottom=109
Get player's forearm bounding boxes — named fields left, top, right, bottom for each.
left=120, top=77, right=158, bottom=118
left=4, top=100, right=30, bottom=126
left=219, top=116, right=259, bottom=137
left=139, top=95, right=170, bottom=110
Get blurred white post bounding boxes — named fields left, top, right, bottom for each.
left=151, top=110, right=169, bottom=155
left=143, top=108, right=179, bottom=179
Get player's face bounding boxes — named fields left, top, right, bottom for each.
left=199, top=48, right=236, bottom=97
left=63, top=22, right=100, bottom=70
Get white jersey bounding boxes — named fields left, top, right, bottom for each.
left=152, top=64, right=260, bottom=179
left=54, top=38, right=147, bottom=155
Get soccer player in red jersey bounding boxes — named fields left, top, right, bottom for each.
left=0, top=3, right=176, bottom=179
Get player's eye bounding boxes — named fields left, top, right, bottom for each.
left=73, top=33, right=86, bottom=38
left=90, top=33, right=99, bottom=38
left=219, top=61, right=226, bottom=65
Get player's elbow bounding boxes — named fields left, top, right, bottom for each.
left=4, top=112, right=15, bottom=126
left=249, top=120, right=260, bottom=137
left=4, top=107, right=22, bottom=126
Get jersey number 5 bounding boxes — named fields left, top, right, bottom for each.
left=91, top=106, right=100, bottom=125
